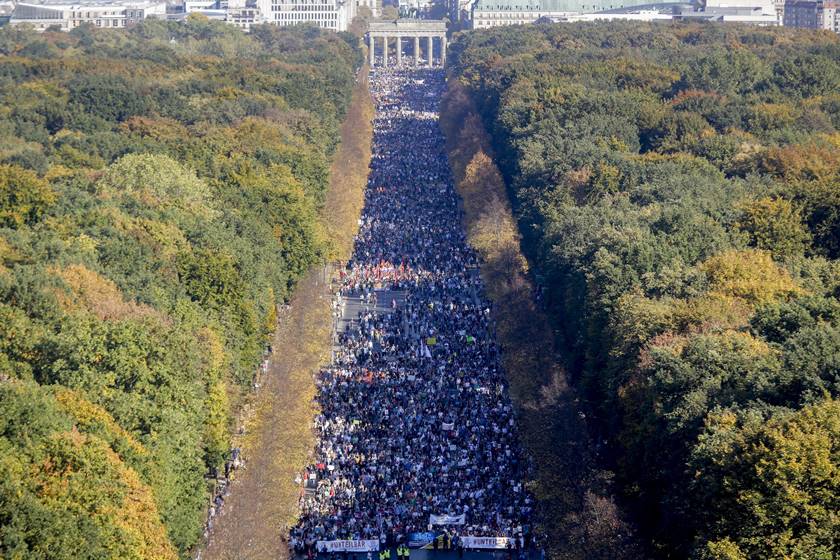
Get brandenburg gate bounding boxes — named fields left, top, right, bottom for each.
left=367, top=19, right=448, bottom=68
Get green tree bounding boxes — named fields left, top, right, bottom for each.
left=680, top=48, right=769, bottom=96
left=68, top=74, right=149, bottom=123
left=97, top=153, right=215, bottom=219
left=0, top=21, right=362, bottom=556
left=448, top=22, right=840, bottom=558
left=690, top=399, right=840, bottom=560
left=774, top=54, right=840, bottom=98
left=737, top=197, right=811, bottom=258
left=0, top=164, right=55, bottom=228
left=0, top=382, right=177, bottom=560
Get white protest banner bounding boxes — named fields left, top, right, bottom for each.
left=316, top=540, right=380, bottom=552
left=460, top=537, right=514, bottom=549
left=429, top=513, right=465, bottom=525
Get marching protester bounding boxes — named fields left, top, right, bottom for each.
left=289, top=68, right=535, bottom=556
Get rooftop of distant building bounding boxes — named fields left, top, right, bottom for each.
left=16, top=0, right=162, bottom=6
left=472, top=0, right=679, bottom=11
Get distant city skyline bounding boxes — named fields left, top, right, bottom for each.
left=5, top=0, right=839, bottom=33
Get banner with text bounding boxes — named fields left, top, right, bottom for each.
left=460, top=537, right=514, bottom=550
left=429, top=513, right=465, bottom=525
left=407, top=532, right=437, bottom=548
left=317, top=540, right=380, bottom=552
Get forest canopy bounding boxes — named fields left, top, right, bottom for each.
left=0, top=19, right=361, bottom=558
left=449, top=22, right=840, bottom=559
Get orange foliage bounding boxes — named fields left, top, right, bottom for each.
left=756, top=144, right=840, bottom=181
left=36, top=429, right=177, bottom=560
left=670, top=89, right=726, bottom=107
left=52, top=264, right=162, bottom=322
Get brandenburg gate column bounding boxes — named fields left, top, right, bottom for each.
left=368, top=21, right=447, bottom=69
left=427, top=36, right=433, bottom=68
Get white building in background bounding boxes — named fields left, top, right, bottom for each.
left=225, top=4, right=263, bottom=28
left=11, top=0, right=358, bottom=32
left=183, top=0, right=217, bottom=11
left=470, top=0, right=678, bottom=27
left=10, top=0, right=166, bottom=30
left=357, top=0, right=381, bottom=16
left=470, top=0, right=779, bottom=26
left=557, top=8, right=678, bottom=20
left=675, top=0, right=779, bottom=23
left=401, top=0, right=436, bottom=17
left=256, top=0, right=356, bottom=30
left=167, top=0, right=257, bottom=25
left=772, top=0, right=784, bottom=21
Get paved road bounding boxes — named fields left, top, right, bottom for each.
left=337, top=289, right=407, bottom=332
left=292, top=67, right=539, bottom=557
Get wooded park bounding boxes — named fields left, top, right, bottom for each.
left=0, top=19, right=362, bottom=558
left=448, top=22, right=840, bottom=560
left=1, top=14, right=838, bottom=560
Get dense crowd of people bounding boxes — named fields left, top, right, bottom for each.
left=290, top=68, right=535, bottom=553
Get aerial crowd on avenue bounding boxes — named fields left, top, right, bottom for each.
left=288, top=68, right=538, bottom=555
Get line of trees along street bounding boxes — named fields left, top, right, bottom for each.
left=0, top=18, right=362, bottom=558
left=448, top=22, right=840, bottom=559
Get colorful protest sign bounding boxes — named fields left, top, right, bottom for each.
left=407, top=532, right=436, bottom=548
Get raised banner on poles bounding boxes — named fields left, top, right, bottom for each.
left=429, top=513, right=465, bottom=525
left=460, top=537, right=514, bottom=549
left=316, top=540, right=380, bottom=552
